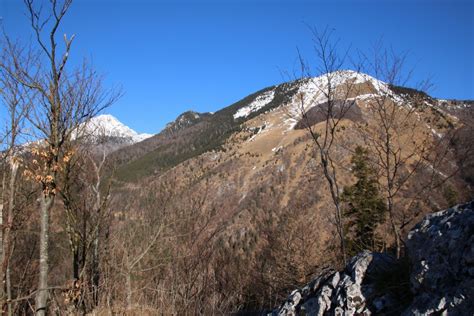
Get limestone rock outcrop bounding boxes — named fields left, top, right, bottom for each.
left=404, top=201, right=474, bottom=315
left=273, top=201, right=474, bottom=315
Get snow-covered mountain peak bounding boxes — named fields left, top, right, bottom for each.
left=299, top=70, right=389, bottom=95
left=290, top=70, right=404, bottom=113
left=231, top=70, right=393, bottom=121
left=76, top=114, right=153, bottom=143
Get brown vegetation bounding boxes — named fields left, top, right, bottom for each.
left=0, top=2, right=472, bottom=315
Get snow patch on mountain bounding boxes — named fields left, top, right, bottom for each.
left=282, top=70, right=404, bottom=130
left=75, top=114, right=153, bottom=143
left=295, top=70, right=396, bottom=109
left=232, top=70, right=406, bottom=126
left=234, top=90, right=275, bottom=119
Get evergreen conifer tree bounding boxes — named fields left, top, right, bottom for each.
left=342, top=146, right=387, bottom=256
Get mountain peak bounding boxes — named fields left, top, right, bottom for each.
left=77, top=114, right=153, bottom=143
left=163, top=110, right=212, bottom=134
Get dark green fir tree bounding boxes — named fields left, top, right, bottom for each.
left=342, top=146, right=387, bottom=256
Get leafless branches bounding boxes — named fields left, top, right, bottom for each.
left=293, top=27, right=364, bottom=265
left=0, top=1, right=120, bottom=314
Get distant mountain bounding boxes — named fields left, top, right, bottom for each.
left=108, top=70, right=471, bottom=182
left=24, top=70, right=472, bottom=189
left=18, top=114, right=153, bottom=156
left=106, top=80, right=301, bottom=181
left=77, top=114, right=153, bottom=144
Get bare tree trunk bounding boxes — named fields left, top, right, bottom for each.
left=126, top=271, right=132, bottom=310
left=384, top=130, right=402, bottom=258
left=92, top=232, right=100, bottom=306
left=35, top=195, right=54, bottom=316
left=2, top=162, right=18, bottom=314
left=0, top=172, right=5, bottom=310
left=387, top=196, right=401, bottom=258
left=320, top=151, right=346, bottom=264
left=92, top=172, right=102, bottom=308
left=6, top=262, right=11, bottom=316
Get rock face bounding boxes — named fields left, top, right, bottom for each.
left=404, top=201, right=474, bottom=315
left=273, top=201, right=474, bottom=315
left=273, top=251, right=398, bottom=316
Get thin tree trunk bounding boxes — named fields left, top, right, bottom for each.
left=6, top=262, right=11, bottom=316
left=126, top=271, right=132, bottom=310
left=91, top=173, right=103, bottom=308
left=73, top=249, right=80, bottom=280
left=320, top=151, right=347, bottom=265
left=92, top=233, right=99, bottom=307
left=35, top=194, right=54, bottom=316
left=387, top=196, right=401, bottom=258
left=0, top=172, right=5, bottom=310
left=3, top=162, right=18, bottom=314
left=384, top=130, right=401, bottom=258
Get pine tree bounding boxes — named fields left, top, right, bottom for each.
left=342, top=146, right=387, bottom=256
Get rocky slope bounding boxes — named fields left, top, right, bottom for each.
left=272, top=201, right=474, bottom=315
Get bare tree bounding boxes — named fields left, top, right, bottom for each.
left=0, top=1, right=120, bottom=314
left=0, top=41, right=31, bottom=315
left=107, top=182, right=175, bottom=312
left=57, top=133, right=113, bottom=313
left=357, top=43, right=471, bottom=257
left=358, top=45, right=433, bottom=258
left=293, top=30, right=452, bottom=261
left=293, top=27, right=362, bottom=265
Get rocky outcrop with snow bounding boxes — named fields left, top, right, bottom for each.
left=272, top=201, right=474, bottom=315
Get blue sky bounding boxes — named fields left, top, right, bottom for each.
left=1, top=0, right=473, bottom=134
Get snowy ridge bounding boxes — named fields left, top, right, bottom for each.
left=234, top=90, right=275, bottom=119
left=294, top=70, right=395, bottom=110
left=282, top=70, right=401, bottom=129
left=74, top=114, right=153, bottom=143
left=232, top=70, right=399, bottom=124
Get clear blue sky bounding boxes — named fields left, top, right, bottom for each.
left=1, top=0, right=473, bottom=134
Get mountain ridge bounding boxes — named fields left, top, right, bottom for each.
left=104, top=69, right=473, bottom=312
left=107, top=70, right=472, bottom=182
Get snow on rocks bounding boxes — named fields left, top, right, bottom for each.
left=293, top=70, right=394, bottom=109
left=234, top=90, right=275, bottom=119
left=283, top=70, right=403, bottom=128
